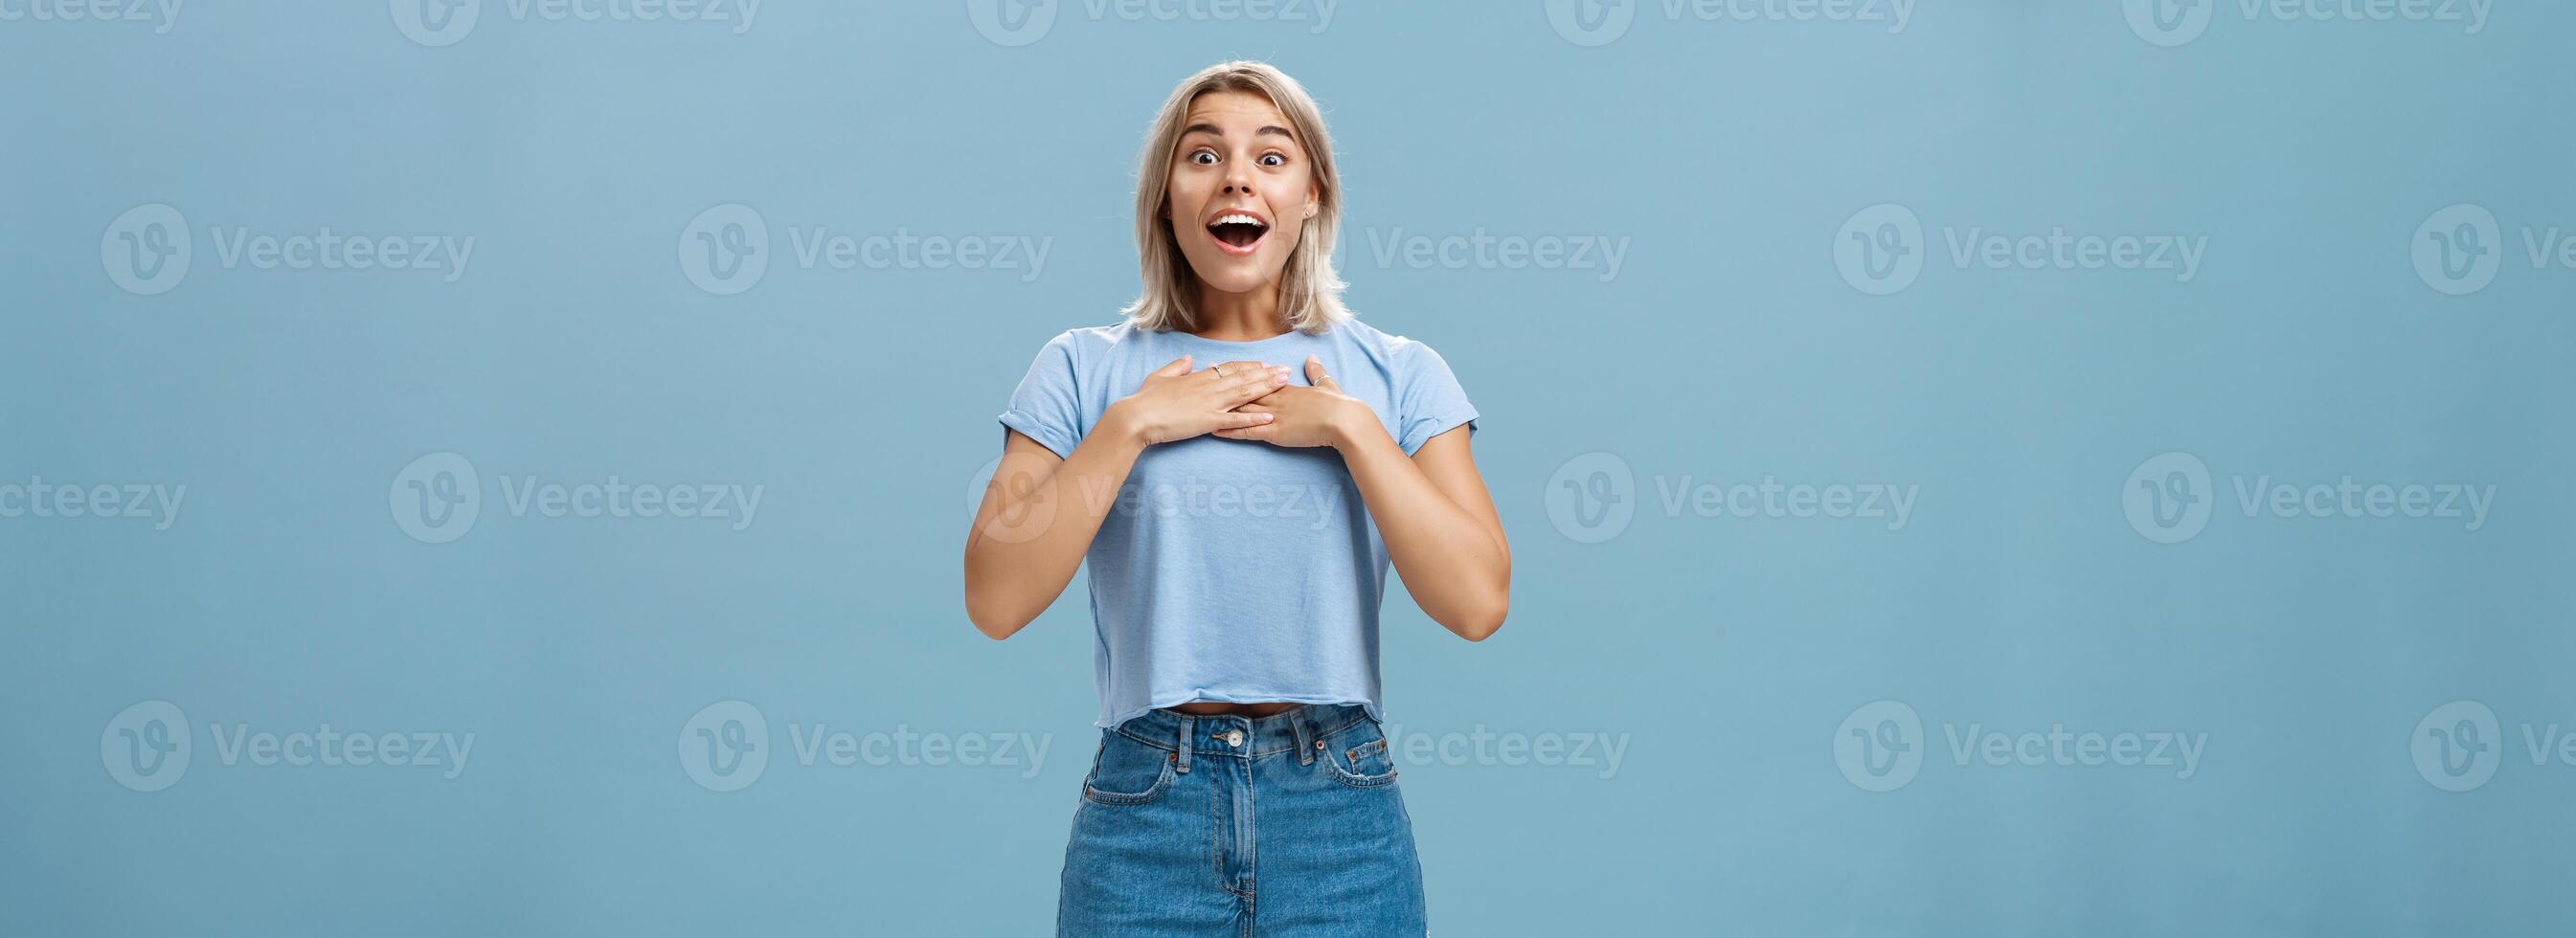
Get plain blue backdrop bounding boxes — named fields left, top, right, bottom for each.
left=6, top=1, right=2573, bottom=934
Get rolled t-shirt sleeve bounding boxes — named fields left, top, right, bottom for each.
left=998, top=330, right=1084, bottom=458
left=1395, top=340, right=1480, bottom=456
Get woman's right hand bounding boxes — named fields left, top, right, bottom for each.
left=1104, top=355, right=1290, bottom=446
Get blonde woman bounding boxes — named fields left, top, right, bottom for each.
left=964, top=61, right=1510, bottom=936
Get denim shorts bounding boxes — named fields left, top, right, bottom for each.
left=1057, top=704, right=1427, bottom=936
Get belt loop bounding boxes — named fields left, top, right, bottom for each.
left=1174, top=716, right=1193, bottom=773
left=1290, top=709, right=1314, bottom=765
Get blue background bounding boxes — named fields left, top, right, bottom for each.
left=6, top=1, right=2572, bottom=934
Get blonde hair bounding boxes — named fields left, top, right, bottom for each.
left=1122, top=61, right=1351, bottom=335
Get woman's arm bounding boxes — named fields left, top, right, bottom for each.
left=964, top=356, right=1287, bottom=639
left=962, top=426, right=1142, bottom=640
left=1333, top=417, right=1511, bottom=641
left=1218, top=356, right=1511, bottom=640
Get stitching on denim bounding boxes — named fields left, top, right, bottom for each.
left=1323, top=735, right=1399, bottom=788
left=1079, top=744, right=1176, bottom=805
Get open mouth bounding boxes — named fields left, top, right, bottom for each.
left=1206, top=212, right=1270, bottom=256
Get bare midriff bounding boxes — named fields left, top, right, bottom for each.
left=1162, top=702, right=1302, bottom=718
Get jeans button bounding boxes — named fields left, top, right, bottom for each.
left=1224, top=729, right=1245, bottom=747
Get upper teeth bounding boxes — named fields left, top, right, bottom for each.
left=1213, top=213, right=1263, bottom=228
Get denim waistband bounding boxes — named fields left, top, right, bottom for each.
left=1113, top=704, right=1376, bottom=764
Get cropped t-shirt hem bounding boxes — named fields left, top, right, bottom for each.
left=1102, top=692, right=1384, bottom=729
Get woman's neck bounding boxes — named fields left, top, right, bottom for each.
left=1190, top=283, right=1290, bottom=341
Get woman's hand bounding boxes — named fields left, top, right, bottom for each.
left=1102, top=355, right=1290, bottom=446
left=1214, top=355, right=1371, bottom=449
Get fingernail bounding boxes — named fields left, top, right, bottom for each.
left=1260, top=413, right=1275, bottom=422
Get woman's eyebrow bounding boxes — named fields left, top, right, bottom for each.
left=1181, top=123, right=1299, bottom=143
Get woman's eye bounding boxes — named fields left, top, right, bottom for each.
left=1189, top=151, right=1218, bottom=166
left=1259, top=153, right=1285, bottom=168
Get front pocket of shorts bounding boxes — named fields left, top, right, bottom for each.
left=1322, top=733, right=1399, bottom=789
left=1080, top=735, right=1178, bottom=806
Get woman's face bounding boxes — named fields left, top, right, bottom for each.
left=1164, top=90, right=1318, bottom=300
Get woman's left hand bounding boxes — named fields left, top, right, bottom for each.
left=1213, top=355, right=1368, bottom=449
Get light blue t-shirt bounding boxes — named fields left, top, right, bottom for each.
left=999, top=318, right=1480, bottom=728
